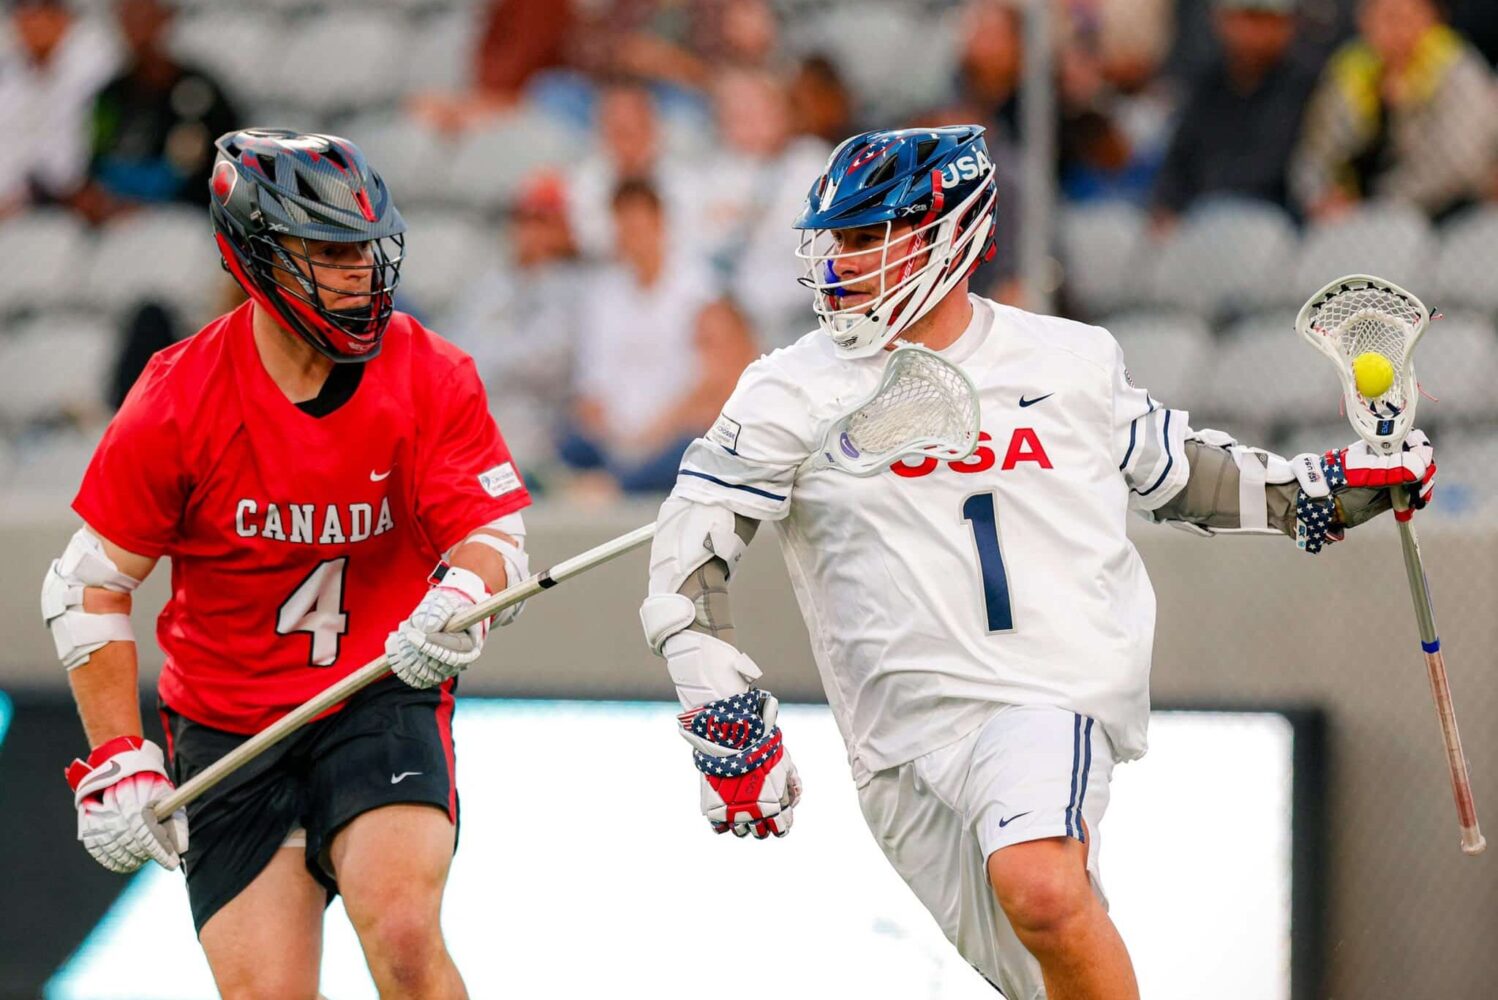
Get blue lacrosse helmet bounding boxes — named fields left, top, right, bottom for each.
left=793, top=125, right=998, bottom=358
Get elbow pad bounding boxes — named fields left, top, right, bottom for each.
left=42, top=528, right=140, bottom=670
left=640, top=498, right=753, bottom=653
left=640, top=498, right=762, bottom=708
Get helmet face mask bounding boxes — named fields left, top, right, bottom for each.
left=793, top=126, right=999, bottom=358
left=209, top=129, right=407, bottom=363
left=258, top=232, right=403, bottom=357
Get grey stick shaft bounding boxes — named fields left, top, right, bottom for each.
left=1390, top=488, right=1485, bottom=854
left=152, top=524, right=656, bottom=820
left=1392, top=491, right=1438, bottom=644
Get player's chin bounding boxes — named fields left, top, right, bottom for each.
left=328, top=300, right=375, bottom=320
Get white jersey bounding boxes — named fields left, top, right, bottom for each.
left=670, top=295, right=1190, bottom=783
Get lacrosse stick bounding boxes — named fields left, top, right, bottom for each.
left=1296, top=274, right=1485, bottom=855
left=800, top=343, right=982, bottom=477
left=153, top=524, right=657, bottom=820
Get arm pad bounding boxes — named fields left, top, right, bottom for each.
left=641, top=498, right=763, bottom=708
left=1150, top=430, right=1327, bottom=538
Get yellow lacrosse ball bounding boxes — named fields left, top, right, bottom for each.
left=1352, top=352, right=1396, bottom=398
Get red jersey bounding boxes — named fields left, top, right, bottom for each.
left=73, top=302, right=532, bottom=733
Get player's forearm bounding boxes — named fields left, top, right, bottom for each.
left=66, top=595, right=145, bottom=748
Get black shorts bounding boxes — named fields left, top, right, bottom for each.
left=160, top=675, right=460, bottom=934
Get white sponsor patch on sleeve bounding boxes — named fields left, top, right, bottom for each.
left=478, top=462, right=523, bottom=498
left=706, top=414, right=742, bottom=453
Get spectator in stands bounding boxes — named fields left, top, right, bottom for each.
left=408, top=0, right=574, bottom=133
left=948, top=0, right=1024, bottom=141
left=1151, top=0, right=1320, bottom=228
left=70, top=0, right=241, bottom=225
left=562, top=179, right=754, bottom=498
left=789, top=54, right=855, bottom=145
left=1291, top=0, right=1498, bottom=221
left=570, top=0, right=783, bottom=99
left=0, top=0, right=117, bottom=216
left=1056, top=0, right=1177, bottom=203
left=565, top=77, right=693, bottom=261
left=694, top=66, right=829, bottom=347
left=440, top=171, right=581, bottom=485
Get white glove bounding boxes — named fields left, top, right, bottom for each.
left=678, top=690, right=802, bottom=839
left=386, top=567, right=489, bottom=689
left=65, top=736, right=188, bottom=873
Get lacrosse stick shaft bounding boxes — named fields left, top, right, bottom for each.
left=153, top=523, right=657, bottom=820
left=1390, top=489, right=1485, bottom=855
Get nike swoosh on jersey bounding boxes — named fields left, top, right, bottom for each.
left=1018, top=394, right=1054, bottom=408
left=997, top=811, right=1032, bottom=828
left=370, top=469, right=393, bottom=481
left=390, top=771, right=422, bottom=784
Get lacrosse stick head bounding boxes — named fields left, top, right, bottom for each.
left=1295, top=274, right=1432, bottom=456
left=806, top=344, right=981, bottom=477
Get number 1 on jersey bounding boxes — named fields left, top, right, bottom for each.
left=277, top=557, right=349, bottom=666
left=962, top=492, right=1014, bottom=632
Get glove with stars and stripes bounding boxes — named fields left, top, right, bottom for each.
left=677, top=689, right=802, bottom=839
left=1294, top=430, right=1435, bottom=554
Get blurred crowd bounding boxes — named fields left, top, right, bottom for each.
left=1, top=0, right=1496, bottom=502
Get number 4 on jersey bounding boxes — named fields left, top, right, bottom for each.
left=962, top=492, right=1014, bottom=632
left=277, top=558, right=349, bottom=666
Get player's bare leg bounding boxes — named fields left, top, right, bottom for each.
left=332, top=803, right=467, bottom=999
left=198, top=845, right=326, bottom=1000
left=987, top=835, right=1139, bottom=1000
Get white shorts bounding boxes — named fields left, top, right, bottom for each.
left=855, top=704, right=1115, bottom=1000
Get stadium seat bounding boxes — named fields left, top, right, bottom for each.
left=0, top=211, right=92, bottom=315
left=344, top=113, right=457, bottom=208
left=259, top=12, right=409, bottom=115
left=1207, top=312, right=1343, bottom=428
left=0, top=313, right=115, bottom=428
left=447, top=110, right=582, bottom=208
left=0, top=428, right=103, bottom=505
left=1294, top=202, right=1435, bottom=301
left=1418, top=429, right=1498, bottom=520
left=797, top=4, right=957, bottom=124
left=81, top=209, right=223, bottom=322
left=1409, top=312, right=1498, bottom=423
left=1103, top=310, right=1215, bottom=415
left=1058, top=202, right=1149, bottom=319
left=1433, top=206, right=1498, bottom=314
left=1271, top=419, right=1356, bottom=459
left=400, top=5, right=480, bottom=94
left=396, top=211, right=502, bottom=316
left=1147, top=199, right=1299, bottom=319
left=169, top=11, right=279, bottom=105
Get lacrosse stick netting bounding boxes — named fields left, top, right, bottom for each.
left=1295, top=274, right=1431, bottom=456
left=804, top=344, right=981, bottom=477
